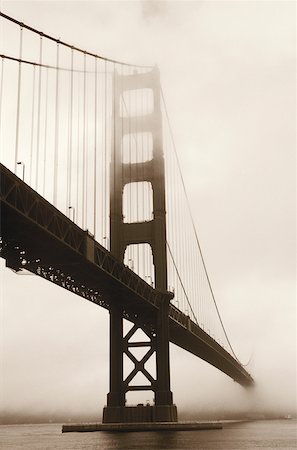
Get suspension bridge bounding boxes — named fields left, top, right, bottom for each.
left=0, top=12, right=253, bottom=425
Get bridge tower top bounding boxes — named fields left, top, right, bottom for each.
left=110, top=66, right=168, bottom=292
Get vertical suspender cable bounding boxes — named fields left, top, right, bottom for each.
left=53, top=41, right=60, bottom=206
left=141, top=84, right=145, bottom=275
left=127, top=72, right=131, bottom=218
left=85, top=63, right=89, bottom=231
left=119, top=64, right=123, bottom=238
left=100, top=61, right=104, bottom=243
left=185, top=215, right=190, bottom=315
left=135, top=75, right=138, bottom=223
left=120, top=64, right=124, bottom=247
left=14, top=25, right=23, bottom=172
left=103, top=60, right=107, bottom=245
left=93, top=56, right=97, bottom=237
left=76, top=74, right=80, bottom=225
left=67, top=48, right=74, bottom=215
left=135, top=73, right=140, bottom=274
left=35, top=34, right=43, bottom=190
left=82, top=52, right=86, bottom=229
left=29, top=66, right=36, bottom=185
left=43, top=67, right=49, bottom=197
left=112, top=62, right=116, bottom=246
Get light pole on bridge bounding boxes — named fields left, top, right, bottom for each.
left=17, top=161, right=25, bottom=181
left=68, top=206, right=75, bottom=222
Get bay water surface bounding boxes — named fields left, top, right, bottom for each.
left=0, top=419, right=296, bottom=449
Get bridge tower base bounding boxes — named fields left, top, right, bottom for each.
left=102, top=299, right=178, bottom=423
left=102, top=405, right=177, bottom=424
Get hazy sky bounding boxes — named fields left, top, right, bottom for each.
left=0, top=1, right=296, bottom=420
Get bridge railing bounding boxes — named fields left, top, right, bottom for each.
left=0, top=164, right=164, bottom=314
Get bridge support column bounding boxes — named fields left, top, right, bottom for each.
left=102, top=304, right=177, bottom=423
left=103, top=66, right=177, bottom=423
left=153, top=294, right=177, bottom=422
left=106, top=306, right=125, bottom=410
left=155, top=297, right=173, bottom=405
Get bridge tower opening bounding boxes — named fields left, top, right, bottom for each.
left=103, top=66, right=178, bottom=423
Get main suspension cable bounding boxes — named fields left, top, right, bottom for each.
left=0, top=12, right=153, bottom=69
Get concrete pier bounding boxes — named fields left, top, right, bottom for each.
left=62, top=421, right=223, bottom=433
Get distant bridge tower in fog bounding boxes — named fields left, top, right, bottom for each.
left=0, top=12, right=254, bottom=426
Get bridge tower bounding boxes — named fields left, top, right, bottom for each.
left=103, top=66, right=178, bottom=423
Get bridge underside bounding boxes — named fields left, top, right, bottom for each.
left=0, top=164, right=254, bottom=394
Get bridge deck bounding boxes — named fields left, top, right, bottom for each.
left=0, top=164, right=254, bottom=387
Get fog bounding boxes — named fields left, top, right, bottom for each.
left=0, top=1, right=296, bottom=423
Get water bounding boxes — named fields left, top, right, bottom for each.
left=0, top=420, right=296, bottom=449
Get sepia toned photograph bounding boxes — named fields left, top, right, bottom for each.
left=0, top=1, right=296, bottom=448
